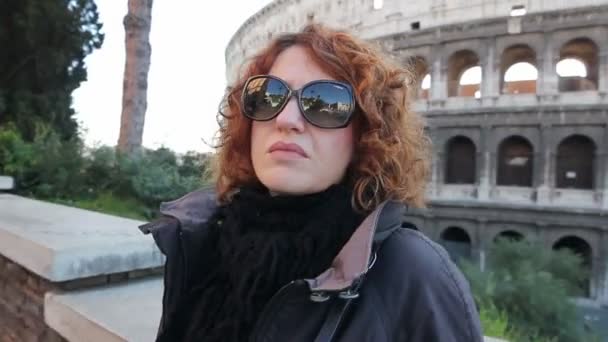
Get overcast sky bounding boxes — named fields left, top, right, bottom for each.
left=73, top=1, right=582, bottom=153
left=72, top=0, right=272, bottom=153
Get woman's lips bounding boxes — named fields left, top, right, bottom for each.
left=268, top=141, right=308, bottom=158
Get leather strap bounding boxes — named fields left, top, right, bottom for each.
left=313, top=297, right=353, bottom=342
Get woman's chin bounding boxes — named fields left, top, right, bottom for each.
left=265, top=181, right=314, bottom=196
left=259, top=171, right=319, bottom=196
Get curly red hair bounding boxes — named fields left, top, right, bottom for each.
left=213, top=24, right=431, bottom=212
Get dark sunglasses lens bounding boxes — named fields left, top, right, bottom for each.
left=301, top=82, right=353, bottom=127
left=243, top=77, right=288, bottom=120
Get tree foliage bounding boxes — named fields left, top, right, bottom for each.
left=461, top=238, right=592, bottom=341
left=0, top=0, right=104, bottom=141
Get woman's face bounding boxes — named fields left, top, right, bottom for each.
left=250, top=45, right=355, bottom=195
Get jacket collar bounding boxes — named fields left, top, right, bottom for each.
left=142, top=187, right=406, bottom=292
left=304, top=200, right=404, bottom=292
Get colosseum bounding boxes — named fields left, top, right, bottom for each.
left=225, top=0, right=608, bottom=309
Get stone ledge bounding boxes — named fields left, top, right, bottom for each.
left=0, top=194, right=164, bottom=282
left=45, top=278, right=162, bottom=342
left=0, top=175, right=14, bottom=190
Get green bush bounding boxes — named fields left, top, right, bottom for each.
left=0, top=124, right=85, bottom=198
left=478, top=297, right=559, bottom=342
left=1, top=124, right=210, bottom=220
left=179, top=150, right=213, bottom=181
left=461, top=239, right=592, bottom=341
left=83, top=145, right=119, bottom=192
left=29, top=126, right=86, bottom=198
left=478, top=301, right=510, bottom=339
left=0, top=124, right=34, bottom=182
left=130, top=148, right=207, bottom=206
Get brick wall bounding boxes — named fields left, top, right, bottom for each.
left=0, top=254, right=163, bottom=341
left=0, top=255, right=65, bottom=342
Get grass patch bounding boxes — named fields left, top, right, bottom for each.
left=50, top=192, right=149, bottom=221
left=479, top=303, right=510, bottom=339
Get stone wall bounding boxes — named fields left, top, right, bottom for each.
left=0, top=194, right=164, bottom=341
left=0, top=254, right=65, bottom=342
left=0, top=253, right=164, bottom=341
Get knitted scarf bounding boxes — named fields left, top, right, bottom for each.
left=175, top=183, right=364, bottom=341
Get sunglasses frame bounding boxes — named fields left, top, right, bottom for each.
left=241, top=74, right=356, bottom=129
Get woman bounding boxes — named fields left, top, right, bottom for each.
left=140, top=24, right=483, bottom=342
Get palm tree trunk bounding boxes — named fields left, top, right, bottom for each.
left=118, top=0, right=153, bottom=154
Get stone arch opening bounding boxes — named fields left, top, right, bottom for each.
left=558, top=38, right=598, bottom=92
left=494, top=230, right=525, bottom=243
left=440, top=227, right=472, bottom=261
left=497, top=136, right=534, bottom=187
left=553, top=235, right=592, bottom=297
left=447, top=50, right=481, bottom=97
left=557, top=58, right=587, bottom=78
left=500, top=44, right=537, bottom=94
left=445, top=136, right=476, bottom=184
left=459, top=66, right=482, bottom=98
left=556, top=135, right=596, bottom=189
left=420, top=74, right=431, bottom=100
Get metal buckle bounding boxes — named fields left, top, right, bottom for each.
left=338, top=289, right=360, bottom=299
left=310, top=292, right=331, bottom=302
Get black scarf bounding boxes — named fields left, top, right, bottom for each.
left=176, top=183, right=364, bottom=342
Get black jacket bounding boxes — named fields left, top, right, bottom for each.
left=139, top=188, right=484, bottom=342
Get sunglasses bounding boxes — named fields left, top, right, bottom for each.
left=241, top=75, right=356, bottom=129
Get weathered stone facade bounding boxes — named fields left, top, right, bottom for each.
left=225, top=0, right=608, bottom=305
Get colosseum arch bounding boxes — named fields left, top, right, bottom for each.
left=497, top=135, right=534, bottom=187
left=445, top=136, right=476, bottom=184
left=493, top=230, right=525, bottom=242
left=447, top=50, right=481, bottom=98
left=553, top=235, right=593, bottom=296
left=557, top=38, right=599, bottom=92
left=440, top=226, right=472, bottom=261
left=556, top=135, right=596, bottom=189
left=404, top=55, right=430, bottom=100
left=500, top=44, right=538, bottom=95
left=420, top=74, right=431, bottom=100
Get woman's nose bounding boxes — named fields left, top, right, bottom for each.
left=274, top=96, right=306, bottom=132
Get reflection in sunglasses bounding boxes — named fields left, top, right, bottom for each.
left=246, top=78, right=266, bottom=94
left=243, top=75, right=355, bottom=128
